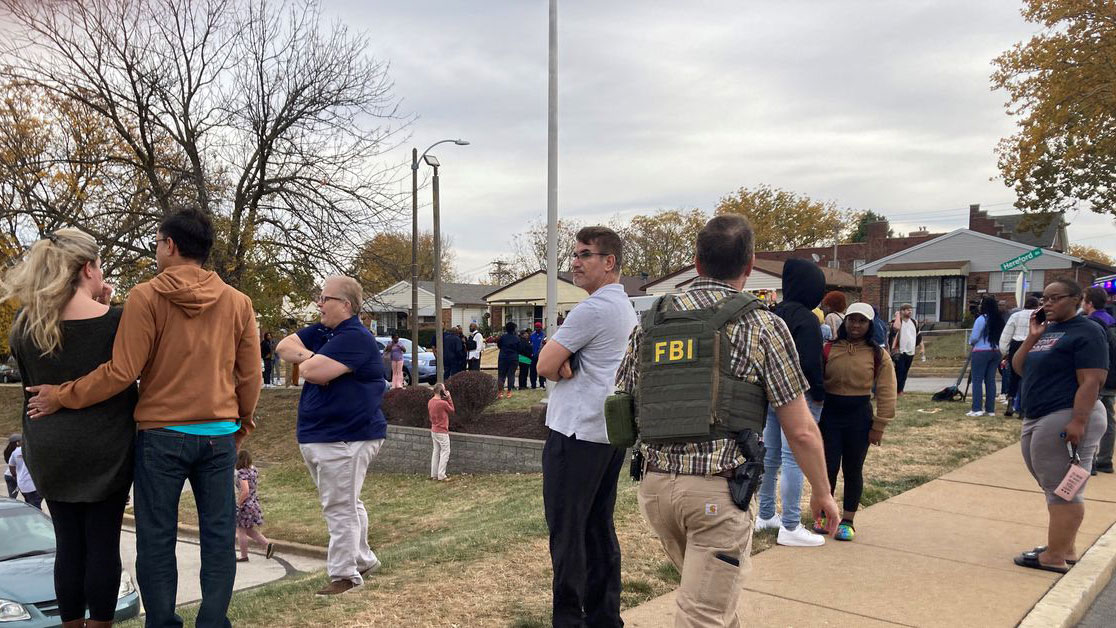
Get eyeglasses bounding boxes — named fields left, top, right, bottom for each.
left=316, top=294, right=346, bottom=305
left=1040, top=293, right=1073, bottom=304
left=570, top=250, right=610, bottom=261
left=148, top=237, right=168, bottom=254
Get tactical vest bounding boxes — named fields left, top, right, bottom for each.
left=635, top=291, right=769, bottom=444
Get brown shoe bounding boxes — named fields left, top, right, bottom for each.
left=315, top=579, right=360, bottom=596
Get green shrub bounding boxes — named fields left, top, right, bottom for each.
left=446, top=371, right=498, bottom=424
left=382, top=386, right=435, bottom=428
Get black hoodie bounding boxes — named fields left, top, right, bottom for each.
left=773, top=258, right=826, bottom=403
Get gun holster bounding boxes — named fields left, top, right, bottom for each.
left=728, top=429, right=765, bottom=512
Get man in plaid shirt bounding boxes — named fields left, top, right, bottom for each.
left=616, top=215, right=839, bottom=627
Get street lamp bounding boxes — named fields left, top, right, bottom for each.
left=410, top=139, right=468, bottom=387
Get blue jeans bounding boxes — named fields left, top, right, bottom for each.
left=134, top=429, right=237, bottom=628
left=970, top=350, right=1001, bottom=413
left=758, top=400, right=823, bottom=530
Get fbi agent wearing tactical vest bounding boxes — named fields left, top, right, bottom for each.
left=613, top=215, right=840, bottom=628
left=536, top=226, right=638, bottom=628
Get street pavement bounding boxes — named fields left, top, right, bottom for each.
left=1077, top=557, right=1116, bottom=627
left=622, top=443, right=1116, bottom=627
left=119, top=527, right=324, bottom=612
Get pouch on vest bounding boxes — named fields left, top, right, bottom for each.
left=604, top=392, right=637, bottom=448
left=635, top=292, right=768, bottom=444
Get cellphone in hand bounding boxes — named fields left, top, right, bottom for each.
left=1034, top=308, right=1046, bottom=324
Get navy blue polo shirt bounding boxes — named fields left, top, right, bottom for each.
left=296, top=316, right=388, bottom=444
left=1021, top=315, right=1109, bottom=419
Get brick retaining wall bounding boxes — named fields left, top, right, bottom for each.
left=369, top=424, right=544, bottom=474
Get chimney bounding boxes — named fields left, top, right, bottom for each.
left=866, top=220, right=889, bottom=242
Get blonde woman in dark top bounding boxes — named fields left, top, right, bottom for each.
left=3, top=229, right=137, bottom=628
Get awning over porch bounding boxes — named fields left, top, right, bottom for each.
left=877, top=261, right=970, bottom=278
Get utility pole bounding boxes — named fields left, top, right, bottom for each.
left=545, top=0, right=559, bottom=338
left=432, top=162, right=445, bottom=385
left=410, top=148, right=420, bottom=387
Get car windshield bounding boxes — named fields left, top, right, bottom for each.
left=0, top=506, right=55, bottom=561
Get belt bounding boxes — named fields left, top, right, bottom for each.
left=646, top=461, right=734, bottom=479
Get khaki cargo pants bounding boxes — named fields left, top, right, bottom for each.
left=638, top=471, right=753, bottom=628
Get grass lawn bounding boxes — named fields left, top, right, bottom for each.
left=0, top=385, right=1022, bottom=626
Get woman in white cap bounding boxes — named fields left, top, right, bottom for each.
left=814, top=302, right=897, bottom=541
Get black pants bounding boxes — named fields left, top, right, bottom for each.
left=1003, top=340, right=1024, bottom=399
left=530, top=359, right=541, bottom=388
left=893, top=353, right=914, bottom=393
left=263, top=359, right=273, bottom=385
left=498, top=357, right=517, bottom=390
left=518, top=361, right=531, bottom=390
left=23, top=490, right=42, bottom=510
left=467, top=358, right=480, bottom=371
left=4, top=474, right=16, bottom=498
left=819, top=394, right=873, bottom=514
left=542, top=429, right=625, bottom=628
left=46, top=488, right=130, bottom=622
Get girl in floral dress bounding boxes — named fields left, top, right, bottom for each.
left=236, top=449, right=274, bottom=562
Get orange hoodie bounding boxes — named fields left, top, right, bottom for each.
left=57, top=265, right=262, bottom=435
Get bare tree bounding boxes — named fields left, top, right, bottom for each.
left=0, top=0, right=409, bottom=297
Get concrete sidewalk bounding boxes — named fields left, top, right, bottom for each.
left=621, top=443, right=1116, bottom=627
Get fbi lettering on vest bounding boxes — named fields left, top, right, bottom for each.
left=652, top=338, right=697, bottom=364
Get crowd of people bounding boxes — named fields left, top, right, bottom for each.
left=2, top=204, right=1113, bottom=628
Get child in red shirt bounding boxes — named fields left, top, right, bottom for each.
left=427, top=384, right=454, bottom=481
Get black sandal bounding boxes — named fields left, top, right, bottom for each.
left=1023, top=546, right=1077, bottom=565
left=1014, top=553, right=1069, bottom=574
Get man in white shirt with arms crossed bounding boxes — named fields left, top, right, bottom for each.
left=537, top=226, right=637, bottom=628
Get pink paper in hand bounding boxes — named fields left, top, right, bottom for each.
left=1054, top=463, right=1090, bottom=501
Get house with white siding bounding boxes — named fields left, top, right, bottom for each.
left=363, top=280, right=493, bottom=333
left=640, top=259, right=859, bottom=305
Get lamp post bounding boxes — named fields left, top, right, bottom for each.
left=410, top=139, right=468, bottom=386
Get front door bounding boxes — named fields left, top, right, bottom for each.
left=940, top=276, right=965, bottom=323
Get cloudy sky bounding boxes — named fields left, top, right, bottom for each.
left=331, top=0, right=1116, bottom=282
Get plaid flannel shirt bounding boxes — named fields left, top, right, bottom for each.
left=614, top=278, right=808, bottom=475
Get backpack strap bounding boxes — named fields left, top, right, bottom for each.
left=640, top=296, right=669, bottom=330
left=707, top=292, right=764, bottom=329
left=822, top=341, right=832, bottom=364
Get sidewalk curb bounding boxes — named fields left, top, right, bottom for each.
left=121, top=513, right=328, bottom=560
left=1018, top=520, right=1116, bottom=628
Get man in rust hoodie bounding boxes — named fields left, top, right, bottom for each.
left=27, top=208, right=261, bottom=628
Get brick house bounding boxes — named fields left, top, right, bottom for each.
left=857, top=229, right=1115, bottom=324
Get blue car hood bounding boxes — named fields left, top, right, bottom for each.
left=0, top=553, right=56, bottom=603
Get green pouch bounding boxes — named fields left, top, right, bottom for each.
left=604, top=392, right=637, bottom=448
left=518, top=354, right=532, bottom=365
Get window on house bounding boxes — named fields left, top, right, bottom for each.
left=1001, top=271, right=1021, bottom=292
left=890, top=277, right=939, bottom=320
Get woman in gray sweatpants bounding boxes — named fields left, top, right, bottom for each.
left=1012, top=279, right=1109, bottom=574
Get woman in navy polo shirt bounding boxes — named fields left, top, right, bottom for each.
left=1012, top=279, right=1108, bottom=574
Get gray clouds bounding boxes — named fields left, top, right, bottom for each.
left=331, top=1, right=1114, bottom=279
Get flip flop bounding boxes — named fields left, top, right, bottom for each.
left=1024, top=546, right=1077, bottom=565
left=236, top=556, right=249, bottom=563
left=1014, top=553, right=1069, bottom=574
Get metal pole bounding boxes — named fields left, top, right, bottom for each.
left=410, top=148, right=419, bottom=387
left=545, top=0, right=559, bottom=337
left=432, top=164, right=444, bottom=385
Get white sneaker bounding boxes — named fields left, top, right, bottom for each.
left=965, top=410, right=984, bottom=417
left=777, top=525, right=825, bottom=547
left=754, top=513, right=781, bottom=532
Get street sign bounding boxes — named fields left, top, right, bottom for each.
left=1000, top=248, right=1043, bottom=272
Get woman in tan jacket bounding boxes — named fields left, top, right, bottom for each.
left=814, top=302, right=897, bottom=541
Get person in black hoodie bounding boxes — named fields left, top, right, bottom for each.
left=755, top=258, right=828, bottom=547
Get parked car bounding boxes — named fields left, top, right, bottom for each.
left=0, top=364, right=20, bottom=384
left=0, top=498, right=140, bottom=626
left=375, top=337, right=436, bottom=385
